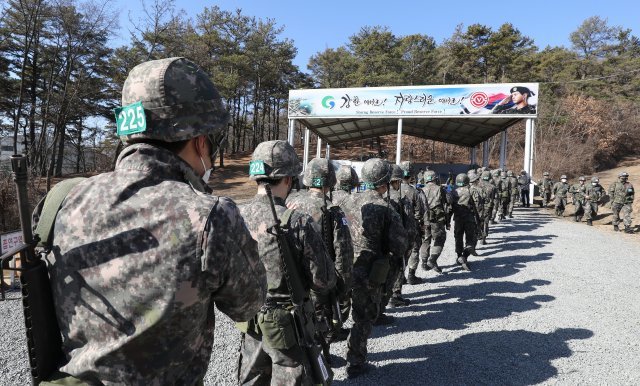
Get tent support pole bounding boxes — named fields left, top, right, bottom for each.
left=500, top=130, right=507, bottom=170
left=303, top=128, right=310, bottom=170
left=483, top=141, right=489, bottom=167
left=396, top=118, right=403, bottom=165
left=316, top=136, right=322, bottom=158
left=288, top=119, right=295, bottom=146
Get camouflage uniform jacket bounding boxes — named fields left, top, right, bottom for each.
left=240, top=194, right=336, bottom=303
left=286, top=189, right=354, bottom=289
left=401, top=181, right=428, bottom=228
left=43, top=144, right=267, bottom=384
left=538, top=177, right=553, bottom=193
left=517, top=174, right=531, bottom=191
left=451, top=186, right=483, bottom=220
left=421, top=182, right=448, bottom=224
left=553, top=181, right=570, bottom=198
left=508, top=176, right=519, bottom=195
left=388, top=187, right=418, bottom=249
left=479, top=180, right=496, bottom=213
left=341, top=190, right=408, bottom=286
left=585, top=183, right=604, bottom=203
left=497, top=178, right=511, bottom=198
left=608, top=181, right=635, bottom=205
left=570, top=183, right=588, bottom=203
left=331, top=189, right=353, bottom=210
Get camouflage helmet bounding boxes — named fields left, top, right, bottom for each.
left=619, top=171, right=629, bottom=179
left=417, top=170, right=424, bottom=184
left=591, top=176, right=599, bottom=183
left=543, top=171, right=550, bottom=176
left=455, top=173, right=470, bottom=187
left=481, top=170, right=492, bottom=180
left=119, top=57, right=229, bottom=145
left=399, top=161, right=412, bottom=178
left=361, top=158, right=391, bottom=188
left=424, top=170, right=437, bottom=183
left=507, top=170, right=514, bottom=177
left=560, top=175, right=568, bottom=180
left=336, top=165, right=359, bottom=188
left=578, top=176, right=586, bottom=182
left=492, top=169, right=501, bottom=177
left=468, top=171, right=480, bottom=183
left=302, top=158, right=336, bottom=188
left=390, top=164, right=404, bottom=181
left=249, top=140, right=302, bottom=180
left=501, top=171, right=508, bottom=178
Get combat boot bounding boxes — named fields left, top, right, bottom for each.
left=587, top=219, right=592, bottom=226
left=614, top=225, right=620, bottom=232
left=373, top=313, right=395, bottom=326
left=407, top=268, right=422, bottom=285
left=509, top=214, right=514, bottom=218
left=574, top=216, right=579, bottom=222
left=347, top=363, right=373, bottom=379
left=456, top=255, right=471, bottom=271
left=490, top=219, right=497, bottom=225
left=625, top=226, right=634, bottom=234
left=389, top=293, right=410, bottom=307
left=481, top=238, right=487, bottom=245
left=427, top=256, right=442, bottom=273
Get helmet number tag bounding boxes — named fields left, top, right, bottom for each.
left=249, top=160, right=266, bottom=176
left=115, top=101, right=147, bottom=136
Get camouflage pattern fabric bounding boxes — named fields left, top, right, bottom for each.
left=332, top=189, right=353, bottom=209
left=418, top=182, right=448, bottom=264
left=451, top=186, right=482, bottom=256
left=479, top=179, right=496, bottom=240
left=120, top=57, right=229, bottom=144
left=585, top=183, right=604, bottom=221
left=250, top=140, right=302, bottom=180
left=553, top=181, right=571, bottom=215
left=538, top=177, right=554, bottom=207
left=400, top=182, right=428, bottom=273
left=570, top=183, right=588, bottom=219
left=341, top=189, right=407, bottom=366
left=609, top=180, right=634, bottom=227
left=42, top=144, right=267, bottom=384
left=238, top=332, right=310, bottom=385
left=496, top=177, right=511, bottom=219
left=508, top=175, right=519, bottom=214
left=238, top=194, right=336, bottom=384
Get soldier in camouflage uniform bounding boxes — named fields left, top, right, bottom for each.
left=399, top=161, right=428, bottom=285
left=507, top=170, right=519, bottom=217
left=35, top=57, right=267, bottom=385
left=333, top=164, right=359, bottom=209
left=497, top=171, right=511, bottom=220
left=608, top=172, right=635, bottom=233
left=585, top=176, right=604, bottom=226
left=468, top=171, right=485, bottom=247
left=552, top=175, right=571, bottom=217
left=479, top=171, right=497, bottom=245
left=238, top=141, right=336, bottom=385
left=341, top=158, right=407, bottom=378
left=451, top=173, right=483, bottom=271
left=537, top=172, right=554, bottom=207
left=491, top=169, right=502, bottom=223
left=418, top=170, right=449, bottom=274
left=286, top=158, right=353, bottom=343
left=570, top=176, right=588, bottom=222
left=381, top=164, right=414, bottom=310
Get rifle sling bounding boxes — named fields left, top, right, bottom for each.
left=34, top=177, right=86, bottom=249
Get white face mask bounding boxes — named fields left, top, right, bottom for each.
left=200, top=156, right=212, bottom=183
left=592, top=182, right=597, bottom=186
left=561, top=179, right=567, bottom=183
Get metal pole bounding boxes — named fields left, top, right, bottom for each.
left=316, top=135, right=322, bottom=158
left=288, top=119, right=295, bottom=146
left=396, top=118, right=403, bottom=165
left=524, top=119, right=532, bottom=179
left=470, top=147, right=477, bottom=166
left=526, top=119, right=536, bottom=192
left=483, top=140, right=490, bottom=167
left=499, top=130, right=507, bottom=170
left=303, top=128, right=310, bottom=170
left=326, top=144, right=330, bottom=160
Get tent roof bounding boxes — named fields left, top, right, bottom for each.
left=296, top=116, right=523, bottom=148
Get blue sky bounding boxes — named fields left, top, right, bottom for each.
left=113, top=0, right=639, bottom=72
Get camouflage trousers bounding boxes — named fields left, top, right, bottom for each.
left=418, top=222, right=447, bottom=262
left=574, top=199, right=585, bottom=219
left=407, top=231, right=423, bottom=270
left=346, top=284, right=381, bottom=366
left=492, top=198, right=500, bottom=220
left=381, top=256, right=403, bottom=311
left=454, top=215, right=478, bottom=256
left=585, top=202, right=599, bottom=221
left=509, top=193, right=518, bottom=214
left=499, top=196, right=510, bottom=218
left=481, top=212, right=492, bottom=240
left=541, top=191, right=551, bottom=207
left=612, top=203, right=633, bottom=227
left=238, top=331, right=312, bottom=386
left=339, top=289, right=352, bottom=324
left=554, top=197, right=567, bottom=214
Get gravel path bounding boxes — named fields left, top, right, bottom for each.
left=2, top=206, right=639, bottom=385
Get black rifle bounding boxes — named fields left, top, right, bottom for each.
left=320, top=193, right=343, bottom=330
left=398, top=183, right=407, bottom=275
left=0, top=155, right=63, bottom=384
left=265, top=185, right=332, bottom=385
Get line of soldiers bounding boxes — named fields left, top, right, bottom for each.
left=536, top=171, right=635, bottom=233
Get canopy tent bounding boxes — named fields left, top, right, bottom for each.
left=287, top=83, right=538, bottom=184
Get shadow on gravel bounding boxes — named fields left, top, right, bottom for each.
left=433, top=252, right=553, bottom=282
left=479, top=234, right=557, bottom=256
left=349, top=328, right=594, bottom=386
left=407, top=279, right=551, bottom=304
